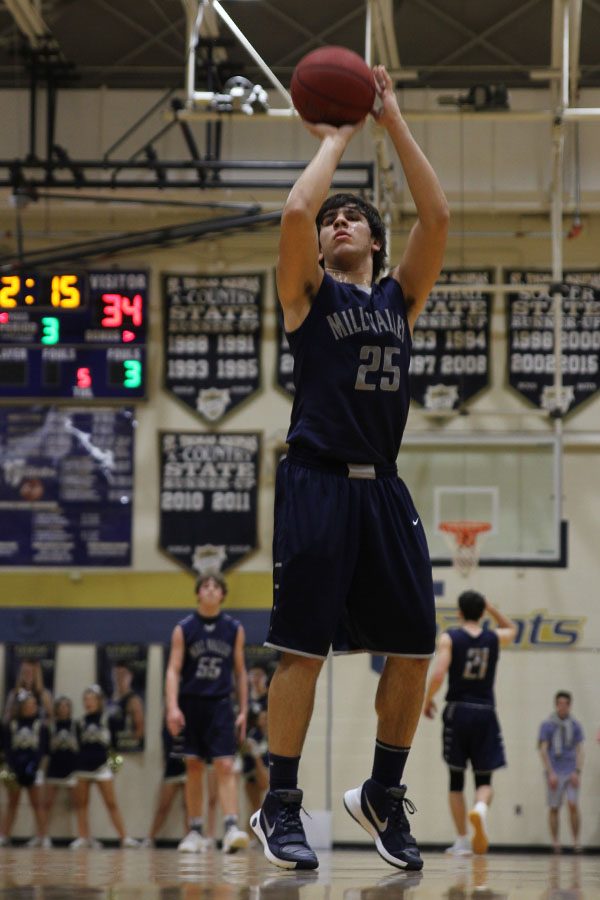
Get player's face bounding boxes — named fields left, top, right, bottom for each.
left=319, top=205, right=379, bottom=269
left=113, top=665, right=132, bottom=691
left=197, top=576, right=225, bottom=611
left=248, top=667, right=267, bottom=693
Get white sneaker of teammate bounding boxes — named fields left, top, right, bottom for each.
left=445, top=835, right=472, bottom=856
left=140, top=837, right=155, bottom=848
left=178, top=830, right=208, bottom=853
left=25, top=836, right=43, bottom=848
left=469, top=802, right=489, bottom=855
left=69, top=837, right=91, bottom=849
left=222, top=823, right=250, bottom=854
left=121, top=836, right=141, bottom=848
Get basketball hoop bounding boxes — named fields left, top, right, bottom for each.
left=439, top=521, right=492, bottom=578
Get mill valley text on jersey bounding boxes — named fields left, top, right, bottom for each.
left=286, top=274, right=412, bottom=466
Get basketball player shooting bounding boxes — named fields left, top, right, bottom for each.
left=250, top=64, right=449, bottom=871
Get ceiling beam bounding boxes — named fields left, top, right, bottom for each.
left=414, top=0, right=539, bottom=68
left=93, top=0, right=183, bottom=63
left=4, top=0, right=49, bottom=46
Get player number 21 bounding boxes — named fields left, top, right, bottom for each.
left=354, top=345, right=401, bottom=392
left=462, top=647, right=490, bottom=680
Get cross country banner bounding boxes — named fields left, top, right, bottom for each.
left=162, top=273, right=263, bottom=423
left=506, top=269, right=600, bottom=416
left=410, top=269, right=493, bottom=411
left=159, top=431, right=261, bottom=574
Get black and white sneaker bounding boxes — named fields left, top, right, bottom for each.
left=250, top=789, right=319, bottom=871
left=343, top=779, right=423, bottom=871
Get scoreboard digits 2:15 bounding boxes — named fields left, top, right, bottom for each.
left=0, top=269, right=148, bottom=399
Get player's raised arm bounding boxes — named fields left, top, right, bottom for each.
left=276, top=121, right=364, bottom=332
left=372, top=65, right=449, bottom=331
left=485, top=599, right=517, bottom=647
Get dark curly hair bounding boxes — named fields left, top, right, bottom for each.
left=316, top=193, right=387, bottom=282
left=458, top=590, right=486, bottom=622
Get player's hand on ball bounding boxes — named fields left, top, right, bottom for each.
left=302, top=119, right=365, bottom=142
left=371, top=64, right=401, bottom=126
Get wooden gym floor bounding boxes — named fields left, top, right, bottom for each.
left=0, top=846, right=599, bottom=898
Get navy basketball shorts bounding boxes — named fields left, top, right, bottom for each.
left=179, top=695, right=236, bottom=761
left=266, top=456, right=436, bottom=658
left=443, top=702, right=506, bottom=772
left=163, top=755, right=186, bottom=783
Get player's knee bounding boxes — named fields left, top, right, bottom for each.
left=186, top=757, right=204, bottom=776
left=276, top=652, right=323, bottom=683
left=214, top=757, right=234, bottom=777
left=449, top=769, right=465, bottom=792
left=474, top=771, right=492, bottom=788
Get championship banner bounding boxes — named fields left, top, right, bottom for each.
left=96, top=643, right=147, bottom=752
left=159, top=431, right=261, bottom=574
left=162, top=273, right=263, bottom=422
left=410, top=269, right=493, bottom=411
left=0, top=406, right=134, bottom=566
left=506, top=270, right=600, bottom=415
left=3, top=643, right=56, bottom=721
left=275, top=309, right=294, bottom=396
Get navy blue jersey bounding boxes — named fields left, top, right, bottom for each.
left=445, top=628, right=499, bottom=706
left=178, top=611, right=240, bottom=700
left=47, top=717, right=79, bottom=780
left=285, top=273, right=412, bottom=466
left=76, top=711, right=112, bottom=771
left=108, top=690, right=144, bottom=752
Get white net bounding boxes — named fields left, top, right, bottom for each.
left=439, top=521, right=491, bottom=578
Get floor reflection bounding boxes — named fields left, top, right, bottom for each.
left=0, top=846, right=597, bottom=899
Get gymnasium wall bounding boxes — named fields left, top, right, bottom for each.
left=0, top=85, right=599, bottom=848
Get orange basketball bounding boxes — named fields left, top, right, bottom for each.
left=291, top=46, right=376, bottom=126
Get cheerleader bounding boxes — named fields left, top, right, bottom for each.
left=0, top=691, right=49, bottom=847
left=70, top=685, right=139, bottom=849
left=44, top=696, right=79, bottom=845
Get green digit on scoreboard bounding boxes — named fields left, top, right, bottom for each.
left=123, top=359, right=142, bottom=389
left=41, top=316, right=60, bottom=345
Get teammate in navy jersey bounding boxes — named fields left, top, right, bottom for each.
left=44, top=696, right=79, bottom=846
left=166, top=572, right=250, bottom=854
left=251, top=63, right=449, bottom=873
left=107, top=662, right=145, bottom=753
left=423, top=591, right=516, bottom=855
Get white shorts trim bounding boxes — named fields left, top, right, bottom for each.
left=263, top=641, right=326, bottom=660
left=332, top=648, right=434, bottom=658
left=45, top=775, right=77, bottom=788
left=75, top=764, right=113, bottom=782
left=163, top=774, right=186, bottom=785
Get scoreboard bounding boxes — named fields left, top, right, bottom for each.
left=0, top=269, right=148, bottom=399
